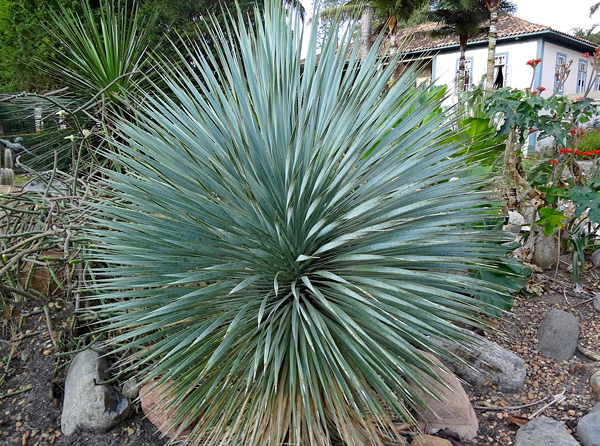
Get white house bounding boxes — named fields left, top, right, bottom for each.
left=386, top=15, right=598, bottom=108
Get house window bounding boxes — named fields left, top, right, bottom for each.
left=455, top=58, right=472, bottom=93
left=577, top=59, right=588, bottom=93
left=555, top=52, right=567, bottom=94
left=494, top=54, right=509, bottom=88
left=594, top=69, right=600, bottom=91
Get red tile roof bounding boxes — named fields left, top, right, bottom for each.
left=385, top=15, right=596, bottom=53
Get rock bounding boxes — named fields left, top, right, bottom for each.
left=440, top=334, right=526, bottom=392
left=504, top=223, right=522, bottom=234
left=139, top=381, right=193, bottom=439
left=594, top=293, right=600, bottom=313
left=591, top=371, right=600, bottom=399
left=411, top=434, right=452, bottom=446
left=508, top=211, right=526, bottom=225
left=61, top=349, right=131, bottom=436
left=591, top=249, right=600, bottom=267
left=22, top=173, right=70, bottom=196
left=578, top=407, right=600, bottom=446
left=532, top=232, right=558, bottom=269
left=122, top=377, right=139, bottom=399
left=514, top=416, right=579, bottom=446
left=409, top=353, right=478, bottom=441
left=537, top=309, right=579, bottom=361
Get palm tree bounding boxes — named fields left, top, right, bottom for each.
left=428, top=1, right=489, bottom=97
left=428, top=0, right=513, bottom=98
left=319, top=0, right=430, bottom=56
left=484, top=0, right=516, bottom=91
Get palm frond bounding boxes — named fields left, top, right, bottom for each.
left=87, top=2, right=514, bottom=445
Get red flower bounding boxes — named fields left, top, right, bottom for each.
left=527, top=58, right=542, bottom=68
left=565, top=148, right=573, bottom=153
left=549, top=159, right=559, bottom=165
left=537, top=86, right=546, bottom=92
left=583, top=152, right=592, bottom=156
left=575, top=150, right=582, bottom=155
left=528, top=127, right=534, bottom=132
left=560, top=148, right=567, bottom=153
left=570, top=129, right=577, bottom=135
left=583, top=52, right=590, bottom=58
left=593, top=150, right=600, bottom=154
left=532, top=91, right=537, bottom=96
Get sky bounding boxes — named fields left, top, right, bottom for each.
left=511, top=0, right=598, bottom=35
left=300, top=0, right=600, bottom=36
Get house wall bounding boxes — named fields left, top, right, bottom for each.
left=432, top=38, right=591, bottom=108
left=540, top=41, right=592, bottom=97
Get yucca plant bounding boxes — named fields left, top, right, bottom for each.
left=88, top=2, right=513, bottom=445
left=19, top=0, right=158, bottom=172
left=47, top=0, right=155, bottom=112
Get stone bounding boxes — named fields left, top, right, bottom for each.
left=594, top=293, right=600, bottom=313
left=508, top=211, right=526, bottom=226
left=61, top=349, right=131, bottom=436
left=578, top=407, right=600, bottom=446
left=440, top=334, right=526, bottom=392
left=591, top=371, right=600, bottom=399
left=537, top=309, right=579, bottom=361
left=409, top=353, right=478, bottom=441
left=139, top=381, right=193, bottom=439
left=122, top=378, right=139, bottom=399
left=411, top=434, right=453, bottom=446
left=532, top=232, right=558, bottom=270
left=591, top=249, right=600, bottom=267
left=514, top=416, right=579, bottom=446
left=21, top=172, right=70, bottom=196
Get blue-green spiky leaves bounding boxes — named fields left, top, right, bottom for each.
left=88, top=2, right=512, bottom=445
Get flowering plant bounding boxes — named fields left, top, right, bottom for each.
left=481, top=54, right=600, bottom=278
left=526, top=57, right=542, bottom=68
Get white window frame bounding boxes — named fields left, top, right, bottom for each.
left=555, top=52, right=567, bottom=94
left=455, top=57, right=473, bottom=94
left=494, top=53, right=510, bottom=88
left=577, top=59, right=588, bottom=94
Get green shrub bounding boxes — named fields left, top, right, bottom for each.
left=579, top=129, right=600, bottom=153
left=88, top=3, right=513, bottom=445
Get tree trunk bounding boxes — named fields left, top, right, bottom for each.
left=457, top=35, right=468, bottom=115
left=361, top=4, right=374, bottom=57
left=485, top=2, right=499, bottom=91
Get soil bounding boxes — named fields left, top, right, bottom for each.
left=0, top=254, right=598, bottom=446
left=0, top=300, right=167, bottom=446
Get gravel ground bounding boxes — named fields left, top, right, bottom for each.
left=0, top=256, right=597, bottom=446
left=465, top=258, right=600, bottom=445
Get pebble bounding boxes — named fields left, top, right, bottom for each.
left=591, top=371, right=600, bottom=399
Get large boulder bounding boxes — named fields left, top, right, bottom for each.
left=61, top=349, right=131, bottom=435
left=537, top=309, right=579, bottom=361
left=577, top=403, right=600, bottom=446
left=514, top=417, right=579, bottom=446
left=440, top=334, right=526, bottom=392
left=409, top=353, right=478, bottom=441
